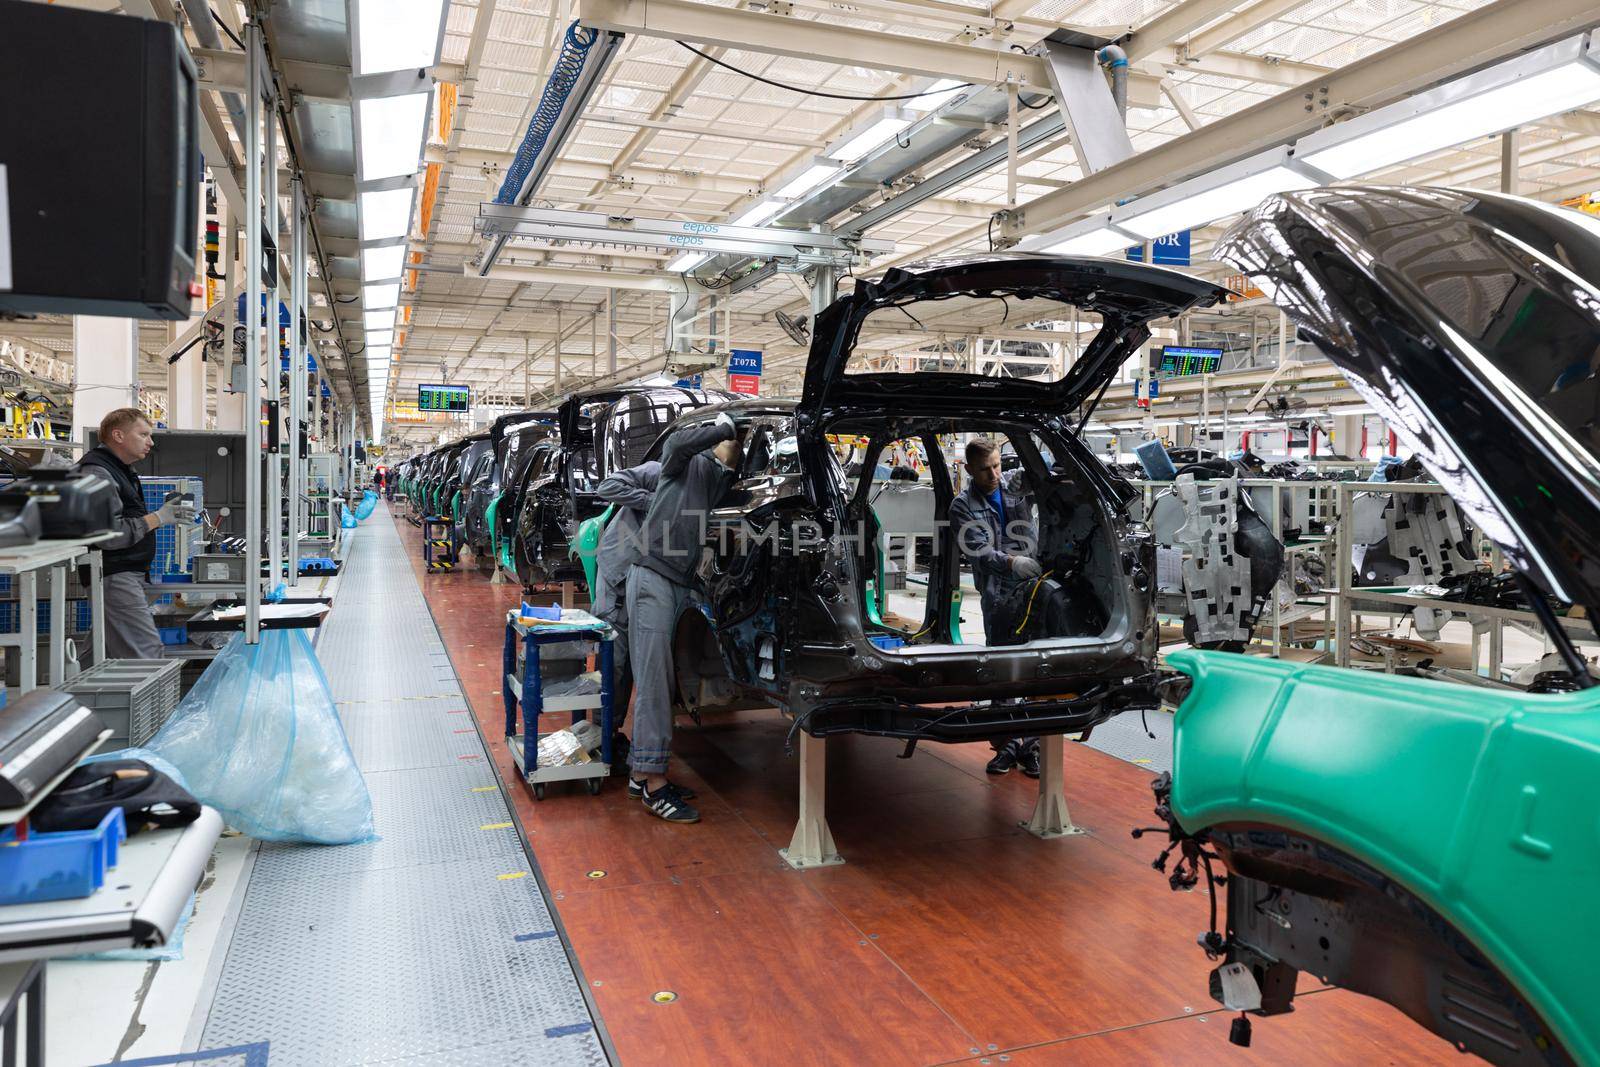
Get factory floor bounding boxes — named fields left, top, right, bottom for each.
left=399, top=507, right=1469, bottom=1067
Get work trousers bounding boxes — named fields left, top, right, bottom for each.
left=624, top=564, right=688, bottom=776
left=105, top=570, right=163, bottom=659
left=593, top=599, right=633, bottom=731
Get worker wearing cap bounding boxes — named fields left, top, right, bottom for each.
left=624, top=412, right=741, bottom=824
left=75, top=408, right=196, bottom=659
left=591, top=457, right=661, bottom=764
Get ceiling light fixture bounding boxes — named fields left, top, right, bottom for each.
left=904, top=78, right=965, bottom=114
left=364, top=308, right=397, bottom=332
left=362, top=245, right=407, bottom=282
left=363, top=282, right=400, bottom=308
left=1114, top=150, right=1321, bottom=240
left=359, top=188, right=415, bottom=243
left=666, top=252, right=708, bottom=273
left=355, top=0, right=447, bottom=75
left=732, top=201, right=785, bottom=227
left=357, top=93, right=431, bottom=181
left=775, top=161, right=842, bottom=201
left=829, top=110, right=913, bottom=163
left=1041, top=224, right=1141, bottom=257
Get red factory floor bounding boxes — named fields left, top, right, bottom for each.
left=401, top=521, right=1466, bottom=1067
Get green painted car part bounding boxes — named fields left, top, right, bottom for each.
left=484, top=493, right=503, bottom=567
left=571, top=504, right=614, bottom=598
left=1165, top=647, right=1599, bottom=1066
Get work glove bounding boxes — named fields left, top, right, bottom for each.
left=713, top=412, right=736, bottom=439
left=1010, top=555, right=1042, bottom=580
left=153, top=492, right=197, bottom=527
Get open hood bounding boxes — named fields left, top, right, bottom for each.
left=1218, top=185, right=1600, bottom=614
left=800, top=255, right=1227, bottom=423
left=489, top=410, right=556, bottom=448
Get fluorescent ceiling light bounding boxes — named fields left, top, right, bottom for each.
left=357, top=93, right=430, bottom=181
left=775, top=163, right=840, bottom=200
left=830, top=114, right=912, bottom=163
left=363, top=282, right=401, bottom=308
left=359, top=188, right=415, bottom=242
left=366, top=330, right=394, bottom=347
left=666, top=252, right=708, bottom=273
left=1299, top=40, right=1600, bottom=179
left=905, top=78, right=964, bottom=114
left=733, top=201, right=785, bottom=227
left=1116, top=161, right=1318, bottom=240
left=356, top=0, right=446, bottom=75
left=362, top=245, right=407, bottom=281
left=364, top=308, right=397, bottom=331
left=1042, top=225, right=1135, bottom=257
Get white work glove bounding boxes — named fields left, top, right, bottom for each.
left=1010, top=554, right=1042, bottom=580
left=713, top=412, right=736, bottom=438
left=152, top=492, right=197, bottom=527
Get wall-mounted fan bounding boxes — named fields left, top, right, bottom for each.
left=775, top=310, right=810, bottom=346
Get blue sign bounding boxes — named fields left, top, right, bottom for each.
left=728, top=349, right=763, bottom=376
left=675, top=373, right=704, bottom=388
left=1125, top=230, right=1191, bottom=266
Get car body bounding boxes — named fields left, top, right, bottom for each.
left=641, top=255, right=1227, bottom=741
left=1155, top=186, right=1600, bottom=1066
left=510, top=385, right=732, bottom=587
left=463, top=411, right=558, bottom=571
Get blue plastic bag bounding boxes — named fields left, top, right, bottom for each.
left=340, top=504, right=358, bottom=529
left=147, top=630, right=375, bottom=844
left=352, top=489, right=378, bottom=521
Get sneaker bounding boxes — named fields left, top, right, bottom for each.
left=640, top=783, right=700, bottom=823
left=1017, top=738, right=1042, bottom=779
left=986, top=739, right=1021, bottom=775
left=628, top=777, right=697, bottom=800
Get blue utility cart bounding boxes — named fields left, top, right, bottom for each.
left=501, top=609, right=615, bottom=800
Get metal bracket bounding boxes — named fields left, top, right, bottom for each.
left=1022, top=734, right=1085, bottom=838
left=1038, top=30, right=1134, bottom=177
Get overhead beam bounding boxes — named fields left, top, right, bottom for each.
left=1185, top=0, right=1307, bottom=57
left=1003, top=0, right=1600, bottom=240
left=577, top=0, right=1051, bottom=89
left=470, top=263, right=695, bottom=291
left=1123, top=0, right=1244, bottom=61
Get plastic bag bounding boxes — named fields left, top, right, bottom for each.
left=352, top=489, right=378, bottom=521
left=340, top=504, right=358, bottom=529
left=147, top=630, right=376, bottom=844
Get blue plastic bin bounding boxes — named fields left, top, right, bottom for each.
left=158, top=625, right=189, bottom=646
left=0, top=807, right=126, bottom=904
left=867, top=634, right=905, bottom=651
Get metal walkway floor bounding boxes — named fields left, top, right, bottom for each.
left=197, top=504, right=607, bottom=1066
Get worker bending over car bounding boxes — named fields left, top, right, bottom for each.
left=949, top=437, right=1043, bottom=778
left=624, top=413, right=742, bottom=823
left=75, top=408, right=197, bottom=658
left=592, top=457, right=661, bottom=766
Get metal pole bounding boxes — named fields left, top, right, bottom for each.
left=288, top=179, right=304, bottom=580
left=1501, top=128, right=1520, bottom=194
left=607, top=290, right=618, bottom=373
left=265, top=85, right=283, bottom=593
left=244, top=23, right=263, bottom=643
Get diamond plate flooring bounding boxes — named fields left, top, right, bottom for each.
left=198, top=504, right=608, bottom=1067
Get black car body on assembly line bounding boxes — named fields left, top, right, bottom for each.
left=511, top=385, right=734, bottom=587
left=650, top=255, right=1228, bottom=742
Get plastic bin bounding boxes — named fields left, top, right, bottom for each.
left=0, top=807, right=126, bottom=904
left=158, top=625, right=189, bottom=646
left=62, top=659, right=184, bottom=748
left=868, top=634, right=905, bottom=651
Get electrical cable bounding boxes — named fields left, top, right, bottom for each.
left=210, top=8, right=245, bottom=49
left=677, top=41, right=972, bottom=101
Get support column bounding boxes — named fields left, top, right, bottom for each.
left=1501, top=128, right=1521, bottom=195
left=217, top=209, right=245, bottom=431
left=243, top=21, right=264, bottom=643
left=72, top=317, right=138, bottom=443
left=1023, top=734, right=1082, bottom=838
left=288, top=178, right=306, bottom=579
left=780, top=732, right=843, bottom=869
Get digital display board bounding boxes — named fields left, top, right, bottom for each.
left=418, top=383, right=471, bottom=412
left=1157, top=346, right=1223, bottom=377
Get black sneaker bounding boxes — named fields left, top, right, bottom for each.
left=986, top=740, right=1020, bottom=775
left=628, top=777, right=697, bottom=800
left=1017, top=738, right=1041, bottom=779
left=640, top=783, right=700, bottom=823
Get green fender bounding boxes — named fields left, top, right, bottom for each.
left=1167, top=648, right=1600, bottom=1066
left=570, top=504, right=615, bottom=597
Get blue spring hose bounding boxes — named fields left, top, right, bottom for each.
left=495, top=21, right=601, bottom=205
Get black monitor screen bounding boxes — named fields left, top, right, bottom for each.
left=418, top=384, right=470, bottom=412
left=1157, top=346, right=1223, bottom=376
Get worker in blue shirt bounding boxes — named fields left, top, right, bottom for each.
left=948, top=438, right=1042, bottom=777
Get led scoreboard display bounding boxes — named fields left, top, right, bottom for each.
left=418, top=384, right=471, bottom=412
left=1157, top=346, right=1223, bottom=377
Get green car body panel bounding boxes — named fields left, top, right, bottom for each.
left=570, top=504, right=613, bottom=598
left=1166, top=647, right=1599, bottom=1065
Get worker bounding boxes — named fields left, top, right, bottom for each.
left=625, top=413, right=741, bottom=823
left=948, top=437, right=1042, bottom=778
left=592, top=457, right=662, bottom=766
left=75, top=408, right=196, bottom=659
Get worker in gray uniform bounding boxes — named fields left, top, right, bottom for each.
left=948, top=437, right=1043, bottom=778
left=591, top=457, right=662, bottom=766
left=625, top=412, right=740, bottom=823
left=75, top=408, right=196, bottom=658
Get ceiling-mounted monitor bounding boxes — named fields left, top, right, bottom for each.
left=418, top=384, right=470, bottom=412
